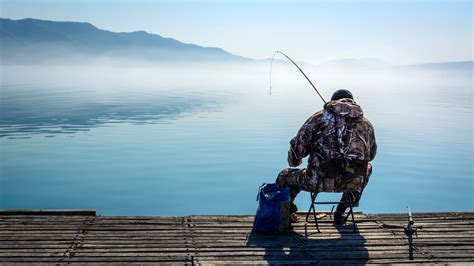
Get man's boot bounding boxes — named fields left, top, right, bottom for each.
left=289, top=202, right=298, bottom=223
left=333, top=203, right=347, bottom=225
left=290, top=202, right=298, bottom=213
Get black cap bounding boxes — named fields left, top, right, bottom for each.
left=331, top=89, right=354, bottom=101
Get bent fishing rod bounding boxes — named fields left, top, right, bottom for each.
left=269, top=50, right=326, bottom=103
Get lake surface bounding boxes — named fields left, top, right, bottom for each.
left=0, top=63, right=472, bottom=215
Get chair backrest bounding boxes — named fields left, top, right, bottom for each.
left=315, top=159, right=368, bottom=193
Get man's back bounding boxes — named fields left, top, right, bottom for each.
left=288, top=98, right=377, bottom=181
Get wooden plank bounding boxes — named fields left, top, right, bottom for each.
left=0, top=227, right=471, bottom=236
left=0, top=210, right=96, bottom=216
left=0, top=238, right=415, bottom=246
left=0, top=257, right=190, bottom=263
left=190, top=252, right=422, bottom=260
left=1, top=217, right=469, bottom=225
left=0, top=246, right=413, bottom=253
left=194, top=258, right=474, bottom=264
left=15, top=250, right=409, bottom=258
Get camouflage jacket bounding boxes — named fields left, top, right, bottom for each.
left=288, top=98, right=377, bottom=179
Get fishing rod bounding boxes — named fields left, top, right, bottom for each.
left=269, top=50, right=327, bottom=103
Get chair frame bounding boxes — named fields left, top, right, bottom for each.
left=305, top=191, right=357, bottom=233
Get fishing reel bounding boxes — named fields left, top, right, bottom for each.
left=382, top=207, right=423, bottom=238
left=404, top=210, right=423, bottom=237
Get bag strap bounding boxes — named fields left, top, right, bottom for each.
left=256, top=183, right=266, bottom=201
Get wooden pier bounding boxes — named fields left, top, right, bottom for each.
left=0, top=210, right=473, bottom=264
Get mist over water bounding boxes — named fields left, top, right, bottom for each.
left=0, top=61, right=472, bottom=215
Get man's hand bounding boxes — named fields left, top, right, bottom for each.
left=288, top=157, right=302, bottom=167
left=288, top=146, right=303, bottom=167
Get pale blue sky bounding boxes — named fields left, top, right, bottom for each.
left=1, top=0, right=472, bottom=64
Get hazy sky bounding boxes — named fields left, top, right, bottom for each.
left=1, top=0, right=472, bottom=64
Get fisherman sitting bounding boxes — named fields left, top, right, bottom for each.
left=276, top=89, right=377, bottom=224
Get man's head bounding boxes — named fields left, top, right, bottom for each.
left=331, top=89, right=353, bottom=101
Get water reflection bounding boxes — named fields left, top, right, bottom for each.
left=0, top=86, right=226, bottom=138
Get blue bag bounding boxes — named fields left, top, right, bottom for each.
left=252, top=183, right=291, bottom=233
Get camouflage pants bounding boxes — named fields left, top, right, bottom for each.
left=276, top=161, right=373, bottom=209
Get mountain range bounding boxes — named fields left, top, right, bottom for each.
left=0, top=17, right=472, bottom=71
left=0, top=18, right=251, bottom=63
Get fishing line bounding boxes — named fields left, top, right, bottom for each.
left=269, top=50, right=326, bottom=103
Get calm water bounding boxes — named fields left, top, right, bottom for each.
left=0, top=63, right=472, bottom=215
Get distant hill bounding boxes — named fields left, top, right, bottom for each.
left=320, top=57, right=390, bottom=69
left=317, top=58, right=473, bottom=72
left=399, top=61, right=474, bottom=72
left=0, top=18, right=252, bottom=63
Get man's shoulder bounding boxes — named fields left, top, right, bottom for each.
left=306, top=110, right=324, bottom=122
left=362, top=117, right=375, bottom=130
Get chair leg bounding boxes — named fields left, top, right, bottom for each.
left=305, top=192, right=321, bottom=233
left=347, top=192, right=357, bottom=233
left=313, top=201, right=321, bottom=233
left=305, top=192, right=315, bottom=223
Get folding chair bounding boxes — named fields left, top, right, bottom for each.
left=305, top=191, right=357, bottom=233
left=304, top=159, right=369, bottom=233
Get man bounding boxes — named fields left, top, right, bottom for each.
left=276, top=89, right=377, bottom=224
